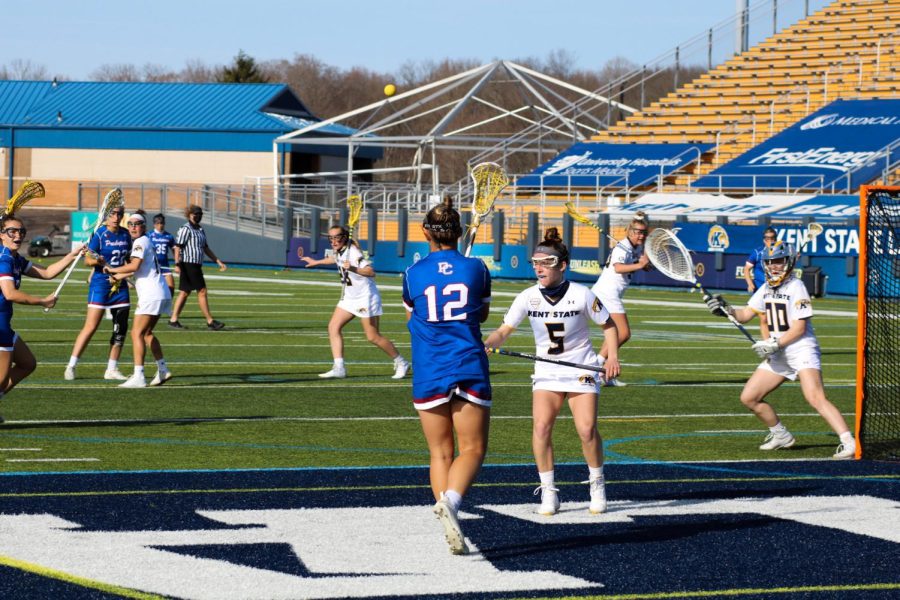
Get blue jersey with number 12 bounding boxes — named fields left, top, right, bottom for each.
left=402, top=249, right=491, bottom=383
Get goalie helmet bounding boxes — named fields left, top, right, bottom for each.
left=762, top=240, right=796, bottom=287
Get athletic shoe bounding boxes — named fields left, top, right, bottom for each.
left=0, top=414, right=4, bottom=424
left=534, top=484, right=560, bottom=516
left=118, top=374, right=147, bottom=388
left=149, top=370, right=173, bottom=387
left=432, top=496, right=468, bottom=555
left=833, top=441, right=856, bottom=459
left=103, top=368, right=128, bottom=381
left=168, top=320, right=186, bottom=329
left=64, top=366, right=76, bottom=381
left=759, top=430, right=795, bottom=451
left=586, top=477, right=607, bottom=514
left=603, top=377, right=627, bottom=387
left=318, top=367, right=346, bottom=379
left=207, top=320, right=225, bottom=331
left=391, top=358, right=410, bottom=379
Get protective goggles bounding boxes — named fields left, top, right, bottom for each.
left=530, top=255, right=560, bottom=268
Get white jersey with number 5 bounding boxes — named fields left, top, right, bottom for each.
left=748, top=277, right=818, bottom=355
left=502, top=281, right=609, bottom=379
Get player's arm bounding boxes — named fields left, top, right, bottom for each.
left=772, top=317, right=807, bottom=349
left=601, top=319, right=621, bottom=378
left=612, top=254, right=648, bottom=274
left=0, top=278, right=56, bottom=308
left=301, top=256, right=335, bottom=268
left=704, top=293, right=757, bottom=323
left=483, top=323, right=515, bottom=350
left=744, top=260, right=756, bottom=292
left=105, top=256, right=141, bottom=278
left=26, top=246, right=83, bottom=280
left=203, top=244, right=226, bottom=271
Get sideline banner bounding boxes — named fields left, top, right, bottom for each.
left=517, top=142, right=712, bottom=187
left=693, top=99, right=900, bottom=190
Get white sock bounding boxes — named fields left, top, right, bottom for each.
left=538, top=470, right=555, bottom=487
left=156, top=359, right=168, bottom=372
left=394, top=355, right=406, bottom=365
left=134, top=366, right=145, bottom=378
left=334, top=358, right=345, bottom=369
left=443, top=489, right=463, bottom=512
left=107, top=359, right=118, bottom=371
left=770, top=422, right=787, bottom=434
left=589, top=466, right=604, bottom=481
left=840, top=431, right=855, bottom=445
left=67, top=356, right=79, bottom=368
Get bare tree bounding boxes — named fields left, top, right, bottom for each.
left=180, top=59, right=220, bottom=83
left=91, top=63, right=141, bottom=82
left=0, top=59, right=50, bottom=80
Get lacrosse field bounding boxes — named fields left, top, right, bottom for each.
left=1, top=265, right=898, bottom=599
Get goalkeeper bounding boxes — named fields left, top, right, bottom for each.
left=704, top=241, right=856, bottom=459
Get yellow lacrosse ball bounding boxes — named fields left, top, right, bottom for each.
left=384, top=83, right=397, bottom=97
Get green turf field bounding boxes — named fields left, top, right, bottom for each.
left=0, top=264, right=859, bottom=473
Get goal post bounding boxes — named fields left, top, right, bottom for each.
left=856, top=185, right=900, bottom=461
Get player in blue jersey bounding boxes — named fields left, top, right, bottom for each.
left=402, top=197, right=492, bottom=555
left=148, top=213, right=176, bottom=297
left=744, top=227, right=777, bottom=294
left=64, top=206, right=132, bottom=381
left=0, top=214, right=82, bottom=422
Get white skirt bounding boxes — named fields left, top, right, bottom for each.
left=136, top=297, right=172, bottom=317
left=532, top=372, right=601, bottom=394
left=337, top=293, right=383, bottom=319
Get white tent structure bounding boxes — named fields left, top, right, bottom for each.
left=273, top=60, right=636, bottom=195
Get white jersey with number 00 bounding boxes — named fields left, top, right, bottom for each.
left=748, top=276, right=818, bottom=354
left=502, top=281, right=609, bottom=378
left=334, top=244, right=378, bottom=302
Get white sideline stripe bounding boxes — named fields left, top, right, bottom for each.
left=5, top=458, right=100, bottom=463
left=0, top=448, right=42, bottom=451
left=21, top=382, right=856, bottom=389
left=5, top=412, right=841, bottom=426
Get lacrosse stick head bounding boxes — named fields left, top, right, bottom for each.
left=3, top=181, right=45, bottom=218
left=99, top=188, right=125, bottom=225
left=644, top=228, right=697, bottom=284
left=469, top=162, right=508, bottom=220
left=346, top=195, right=363, bottom=238
left=564, top=201, right=595, bottom=227
left=763, top=240, right=797, bottom=287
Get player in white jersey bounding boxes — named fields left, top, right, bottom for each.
left=301, top=226, right=408, bottom=380
left=590, top=211, right=650, bottom=386
left=104, top=213, right=172, bottom=388
left=705, top=241, right=856, bottom=459
left=485, top=228, right=621, bottom=515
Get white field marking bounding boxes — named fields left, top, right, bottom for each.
left=0, top=508, right=599, bottom=599
left=0, top=448, right=42, bottom=451
left=480, top=496, right=900, bottom=544
left=5, top=458, right=100, bottom=463
left=208, top=291, right=291, bottom=296
left=4, top=412, right=844, bottom=427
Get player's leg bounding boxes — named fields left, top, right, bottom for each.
left=359, top=315, right=409, bottom=378
left=5, top=338, right=36, bottom=394
left=447, top=398, right=490, bottom=497
left=146, top=310, right=172, bottom=386
left=533, top=389, right=565, bottom=515
left=65, top=307, right=105, bottom=379
left=741, top=365, right=795, bottom=450
left=105, top=307, right=129, bottom=380
left=169, top=290, right=190, bottom=324
left=417, top=402, right=455, bottom=500
left=196, top=287, right=215, bottom=323
left=569, top=391, right=607, bottom=513
left=796, top=367, right=856, bottom=458
left=320, top=306, right=354, bottom=378
left=121, top=313, right=150, bottom=387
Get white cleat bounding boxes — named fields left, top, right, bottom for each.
left=118, top=375, right=147, bottom=388
left=603, top=377, right=627, bottom=387
left=318, top=367, right=346, bottom=379
left=392, top=358, right=410, bottom=379
left=586, top=477, right=607, bottom=514
left=432, top=496, right=468, bottom=555
left=104, top=368, right=128, bottom=381
left=833, top=441, right=856, bottom=459
left=64, top=366, right=76, bottom=381
left=149, top=370, right=173, bottom=387
left=759, top=430, right=796, bottom=451
left=534, top=484, right=560, bottom=516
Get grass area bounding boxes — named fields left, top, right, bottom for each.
left=0, top=264, right=858, bottom=473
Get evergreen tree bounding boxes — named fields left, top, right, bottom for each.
left=219, top=50, right=268, bottom=83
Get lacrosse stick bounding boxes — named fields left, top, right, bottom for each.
left=487, top=347, right=606, bottom=373
left=464, top=162, right=509, bottom=257
left=338, top=195, right=363, bottom=301
left=2, top=180, right=45, bottom=217
left=564, top=201, right=603, bottom=233
left=45, top=188, right=124, bottom=312
left=796, top=222, right=824, bottom=260
left=644, top=228, right=756, bottom=344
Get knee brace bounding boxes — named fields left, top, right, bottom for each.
left=110, top=307, right=129, bottom=347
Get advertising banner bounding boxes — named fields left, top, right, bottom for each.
left=693, top=99, right=900, bottom=190
left=517, top=142, right=712, bottom=187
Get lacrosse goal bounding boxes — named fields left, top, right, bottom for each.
left=856, top=186, right=900, bottom=461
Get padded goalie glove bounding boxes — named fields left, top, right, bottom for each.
left=752, top=337, right=780, bottom=359
left=703, top=294, right=734, bottom=318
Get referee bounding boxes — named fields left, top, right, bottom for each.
left=168, top=204, right=226, bottom=330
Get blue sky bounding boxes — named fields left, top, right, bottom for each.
left=2, top=1, right=830, bottom=80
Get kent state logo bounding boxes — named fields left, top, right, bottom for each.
left=707, top=225, right=730, bottom=253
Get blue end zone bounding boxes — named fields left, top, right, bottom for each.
left=1, top=460, right=899, bottom=599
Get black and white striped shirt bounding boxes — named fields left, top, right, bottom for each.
left=174, top=223, right=207, bottom=264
